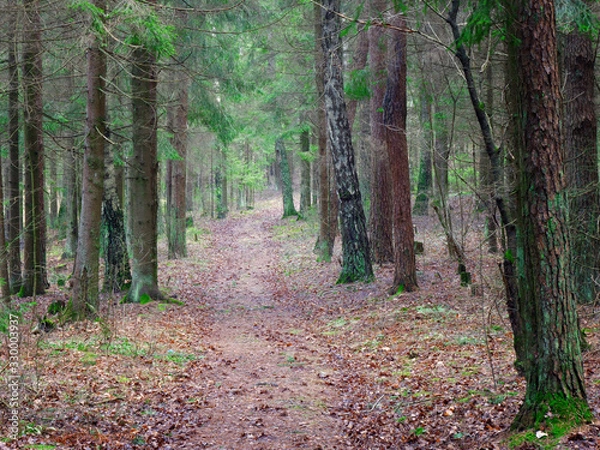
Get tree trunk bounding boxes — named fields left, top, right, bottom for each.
left=480, top=63, right=498, bottom=253
left=103, top=141, right=131, bottom=293
left=215, top=149, right=228, bottom=219
left=368, top=6, right=394, bottom=264
left=63, top=146, right=80, bottom=259
left=72, top=0, right=107, bottom=317
left=561, top=30, right=599, bottom=304
left=276, top=139, right=298, bottom=218
left=299, top=128, right=311, bottom=214
left=509, top=0, right=590, bottom=430
left=22, top=0, right=46, bottom=297
left=7, top=0, right=21, bottom=293
left=0, top=154, right=10, bottom=301
left=321, top=0, right=373, bottom=283
left=167, top=78, right=188, bottom=259
left=384, top=16, right=417, bottom=294
left=127, top=37, right=162, bottom=303
left=313, top=0, right=337, bottom=262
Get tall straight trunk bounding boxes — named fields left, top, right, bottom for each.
left=167, top=78, right=188, bottom=259
left=22, top=0, right=46, bottom=297
left=314, top=0, right=337, bottom=261
left=0, top=157, right=10, bottom=301
left=384, top=16, right=417, bottom=294
left=561, top=30, right=599, bottom=304
left=63, top=146, right=79, bottom=259
left=321, top=0, right=373, bottom=283
left=103, top=142, right=131, bottom=293
left=299, top=128, right=311, bottom=213
left=48, top=155, right=58, bottom=228
left=72, top=1, right=107, bottom=317
left=368, top=5, right=394, bottom=264
left=128, top=35, right=162, bottom=303
left=7, top=0, right=21, bottom=293
left=509, top=0, right=590, bottom=430
left=413, top=88, right=433, bottom=216
left=215, top=149, right=228, bottom=219
left=480, top=63, right=498, bottom=252
left=276, top=139, right=298, bottom=218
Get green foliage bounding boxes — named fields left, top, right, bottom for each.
left=556, top=0, right=600, bottom=36
left=114, top=2, right=175, bottom=59
left=69, top=0, right=106, bottom=37
left=345, top=67, right=371, bottom=101
left=459, top=0, right=498, bottom=45
left=0, top=302, right=36, bottom=334
left=157, top=129, right=183, bottom=162
left=188, top=88, right=235, bottom=145
left=139, top=294, right=152, bottom=305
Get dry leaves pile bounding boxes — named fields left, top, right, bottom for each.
left=1, top=191, right=599, bottom=449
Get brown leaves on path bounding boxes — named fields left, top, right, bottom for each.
left=2, top=191, right=600, bottom=449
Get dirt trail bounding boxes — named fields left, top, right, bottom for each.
left=187, top=198, right=343, bottom=449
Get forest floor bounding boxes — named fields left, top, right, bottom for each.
left=2, top=190, right=600, bottom=449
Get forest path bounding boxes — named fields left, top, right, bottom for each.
left=185, top=194, right=344, bottom=449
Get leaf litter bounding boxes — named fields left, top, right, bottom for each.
left=1, top=191, right=599, bottom=449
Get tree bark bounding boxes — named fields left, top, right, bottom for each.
left=384, top=16, right=417, bottom=294
left=167, top=77, right=189, bottom=259
left=321, top=0, right=373, bottom=283
left=7, top=0, right=22, bottom=293
left=480, top=63, right=498, bottom=253
left=368, top=6, right=394, bottom=264
left=22, top=0, right=46, bottom=297
left=0, top=153, right=10, bottom=301
left=299, top=128, right=311, bottom=214
left=276, top=139, right=298, bottom=218
left=561, top=30, right=599, bottom=304
left=509, top=0, right=590, bottom=430
left=103, top=141, right=131, bottom=293
left=313, top=0, right=337, bottom=262
left=127, top=33, right=162, bottom=303
left=72, top=0, right=107, bottom=317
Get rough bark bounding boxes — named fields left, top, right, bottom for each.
left=480, top=64, right=498, bottom=253
left=368, top=6, right=394, bottom=264
left=72, top=2, right=107, bottom=317
left=561, top=30, right=599, bottom=304
left=384, top=16, right=417, bottom=294
left=313, top=0, right=337, bottom=262
left=166, top=78, right=189, bottom=259
left=63, top=146, right=80, bottom=259
left=0, top=154, right=10, bottom=301
left=102, top=142, right=131, bottom=293
left=127, top=37, right=162, bottom=303
left=7, top=1, right=21, bottom=293
left=22, top=0, right=46, bottom=297
left=321, top=0, right=373, bottom=283
left=509, top=0, right=590, bottom=430
left=276, top=139, right=298, bottom=218
left=215, top=150, right=228, bottom=219
left=299, top=129, right=311, bottom=214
